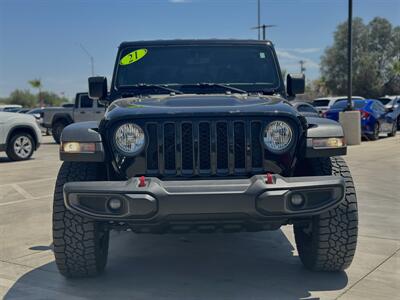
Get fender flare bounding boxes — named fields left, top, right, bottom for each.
left=52, top=113, right=73, bottom=127
left=60, top=121, right=105, bottom=162
left=304, top=117, right=347, bottom=158
left=6, top=125, right=40, bottom=150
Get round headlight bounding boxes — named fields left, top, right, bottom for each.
left=114, top=123, right=145, bottom=155
left=263, top=121, right=293, bottom=153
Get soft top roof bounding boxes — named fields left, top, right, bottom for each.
left=119, top=39, right=274, bottom=48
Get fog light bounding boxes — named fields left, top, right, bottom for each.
left=290, top=193, right=305, bottom=207
left=108, top=198, right=122, bottom=210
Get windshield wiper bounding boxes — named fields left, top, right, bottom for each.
left=182, top=83, right=248, bottom=94
left=131, top=83, right=183, bottom=95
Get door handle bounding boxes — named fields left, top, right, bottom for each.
left=96, top=111, right=102, bottom=114
left=80, top=111, right=85, bottom=114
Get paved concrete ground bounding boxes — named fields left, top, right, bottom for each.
left=0, top=135, right=399, bottom=300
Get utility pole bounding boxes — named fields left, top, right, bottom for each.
left=79, top=43, right=95, bottom=76
left=251, top=24, right=276, bottom=40
left=299, top=60, right=306, bottom=74
left=257, top=0, right=261, bottom=40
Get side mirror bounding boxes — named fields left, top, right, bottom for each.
left=88, top=76, right=107, bottom=100
left=287, top=73, right=305, bottom=97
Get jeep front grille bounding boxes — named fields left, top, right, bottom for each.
left=145, top=119, right=265, bottom=177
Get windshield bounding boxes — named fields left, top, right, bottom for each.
left=312, top=100, right=330, bottom=107
left=377, top=98, right=392, bottom=105
left=115, top=44, right=280, bottom=93
left=331, top=100, right=366, bottom=109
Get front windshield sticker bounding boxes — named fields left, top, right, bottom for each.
left=259, top=52, right=266, bottom=59
left=120, top=49, right=148, bottom=65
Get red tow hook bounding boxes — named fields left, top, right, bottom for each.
left=138, top=176, right=146, bottom=187
left=265, top=173, right=274, bottom=184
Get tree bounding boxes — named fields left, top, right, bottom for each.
left=5, top=90, right=37, bottom=107
left=0, top=89, right=70, bottom=108
left=28, top=78, right=43, bottom=106
left=321, top=17, right=400, bottom=98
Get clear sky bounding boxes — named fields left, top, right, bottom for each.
left=0, top=0, right=399, bottom=99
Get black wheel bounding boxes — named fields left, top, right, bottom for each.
left=388, top=121, right=397, bottom=137
left=368, top=122, right=379, bottom=140
left=294, top=157, right=358, bottom=271
left=397, top=117, right=400, bottom=130
left=6, top=133, right=35, bottom=161
left=52, top=121, right=67, bottom=144
left=52, top=162, right=109, bottom=278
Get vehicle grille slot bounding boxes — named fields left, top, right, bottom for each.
left=144, top=118, right=266, bottom=177
left=164, top=123, right=176, bottom=171
left=146, top=124, right=158, bottom=170
left=181, top=122, right=193, bottom=171
left=216, top=122, right=228, bottom=171
left=234, top=121, right=246, bottom=170
left=251, top=121, right=263, bottom=168
left=199, top=122, right=211, bottom=171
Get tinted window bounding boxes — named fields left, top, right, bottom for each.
left=312, top=100, right=330, bottom=107
left=116, top=45, right=280, bottom=91
left=80, top=95, right=93, bottom=108
left=373, top=101, right=385, bottom=113
left=331, top=100, right=366, bottom=109
left=377, top=98, right=392, bottom=105
left=298, top=104, right=317, bottom=113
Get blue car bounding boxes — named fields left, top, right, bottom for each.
left=325, top=99, right=397, bottom=140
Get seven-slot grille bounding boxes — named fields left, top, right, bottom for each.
left=145, top=119, right=265, bottom=177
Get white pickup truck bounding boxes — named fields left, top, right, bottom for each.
left=42, top=93, right=105, bottom=143
left=0, top=112, right=42, bottom=161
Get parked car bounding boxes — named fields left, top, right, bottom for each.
left=292, top=101, right=320, bottom=117
left=313, top=96, right=364, bottom=114
left=27, top=108, right=49, bottom=135
left=377, top=95, right=400, bottom=129
left=42, top=93, right=105, bottom=143
left=52, top=39, right=358, bottom=278
left=0, top=104, right=22, bottom=112
left=0, top=112, right=42, bottom=161
left=17, top=108, right=31, bottom=113
left=325, top=99, right=397, bottom=140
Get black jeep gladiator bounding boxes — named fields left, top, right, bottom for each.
left=53, top=40, right=358, bottom=278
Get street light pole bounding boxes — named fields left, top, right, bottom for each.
left=79, top=43, right=95, bottom=76
left=251, top=24, right=276, bottom=40
left=346, top=0, right=353, bottom=111
left=339, top=0, right=360, bottom=145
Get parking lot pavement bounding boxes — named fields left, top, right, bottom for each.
left=0, top=135, right=399, bottom=300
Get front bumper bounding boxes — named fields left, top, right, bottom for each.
left=63, top=175, right=344, bottom=231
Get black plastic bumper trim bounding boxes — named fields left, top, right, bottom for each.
left=63, top=174, right=345, bottom=222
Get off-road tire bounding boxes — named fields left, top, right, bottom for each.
left=52, top=162, right=109, bottom=278
left=388, top=121, right=397, bottom=137
left=6, top=133, right=35, bottom=161
left=52, top=121, right=67, bottom=144
left=294, top=157, right=358, bottom=271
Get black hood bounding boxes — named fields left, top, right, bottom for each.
left=104, top=94, right=300, bottom=121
